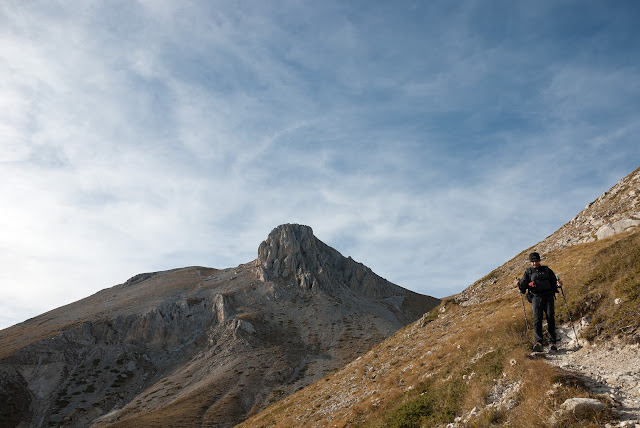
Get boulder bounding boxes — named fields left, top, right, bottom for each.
left=560, top=397, right=606, bottom=415
left=596, top=219, right=640, bottom=240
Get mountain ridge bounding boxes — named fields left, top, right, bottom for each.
left=0, top=224, right=439, bottom=428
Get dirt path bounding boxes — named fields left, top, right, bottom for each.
left=546, top=325, right=640, bottom=427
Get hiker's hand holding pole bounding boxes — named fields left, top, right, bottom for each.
left=514, top=277, right=521, bottom=288
left=515, top=276, right=530, bottom=330
left=557, top=278, right=563, bottom=288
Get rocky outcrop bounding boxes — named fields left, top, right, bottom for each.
left=0, top=286, right=240, bottom=428
left=256, top=224, right=329, bottom=290
left=596, top=218, right=640, bottom=240
left=256, top=224, right=417, bottom=300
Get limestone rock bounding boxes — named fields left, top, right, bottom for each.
left=560, top=397, right=606, bottom=415
left=560, top=398, right=607, bottom=416
left=256, top=224, right=423, bottom=302
left=596, top=219, right=640, bottom=240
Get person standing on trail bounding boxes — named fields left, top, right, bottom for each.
left=514, top=252, right=563, bottom=352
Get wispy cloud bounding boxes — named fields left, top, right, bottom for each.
left=1, top=1, right=639, bottom=328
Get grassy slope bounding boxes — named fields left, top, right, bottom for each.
left=240, top=230, right=639, bottom=428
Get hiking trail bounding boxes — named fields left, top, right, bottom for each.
left=547, top=325, right=640, bottom=427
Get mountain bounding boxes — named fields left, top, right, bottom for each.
left=0, top=224, right=439, bottom=428
left=240, top=166, right=640, bottom=427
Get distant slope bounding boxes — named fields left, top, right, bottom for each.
left=0, top=267, right=217, bottom=360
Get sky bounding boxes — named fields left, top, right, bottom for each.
left=1, top=1, right=639, bottom=330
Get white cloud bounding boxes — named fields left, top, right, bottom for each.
left=1, top=1, right=639, bottom=329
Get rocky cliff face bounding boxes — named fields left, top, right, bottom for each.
left=256, top=224, right=416, bottom=300
left=0, top=225, right=439, bottom=428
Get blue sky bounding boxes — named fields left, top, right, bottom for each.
left=1, top=1, right=639, bottom=330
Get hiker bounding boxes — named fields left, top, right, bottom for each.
left=514, top=252, right=563, bottom=352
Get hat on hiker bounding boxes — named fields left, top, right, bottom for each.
left=529, top=252, right=541, bottom=262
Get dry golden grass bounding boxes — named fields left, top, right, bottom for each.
left=241, top=231, right=639, bottom=428
left=95, top=379, right=233, bottom=428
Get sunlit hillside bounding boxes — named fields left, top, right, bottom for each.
left=240, top=168, right=640, bottom=428
left=240, top=225, right=640, bottom=427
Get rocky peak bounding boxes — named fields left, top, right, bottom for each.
left=256, top=224, right=321, bottom=277
left=255, top=224, right=405, bottom=299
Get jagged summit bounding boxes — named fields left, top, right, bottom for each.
left=256, top=224, right=325, bottom=289
left=256, top=223, right=406, bottom=299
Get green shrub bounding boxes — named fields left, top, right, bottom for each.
left=384, top=377, right=466, bottom=428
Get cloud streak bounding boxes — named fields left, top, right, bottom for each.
left=1, top=0, right=639, bottom=329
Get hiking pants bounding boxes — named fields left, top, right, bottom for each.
left=532, top=294, right=557, bottom=344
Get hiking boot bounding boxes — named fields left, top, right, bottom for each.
left=550, top=343, right=558, bottom=351
left=532, top=343, right=543, bottom=352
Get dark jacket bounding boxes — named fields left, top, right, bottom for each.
left=518, top=265, right=558, bottom=296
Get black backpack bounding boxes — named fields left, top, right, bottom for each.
left=525, top=266, right=555, bottom=295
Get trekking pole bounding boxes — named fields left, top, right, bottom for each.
left=557, top=276, right=578, bottom=343
left=515, top=277, right=530, bottom=331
